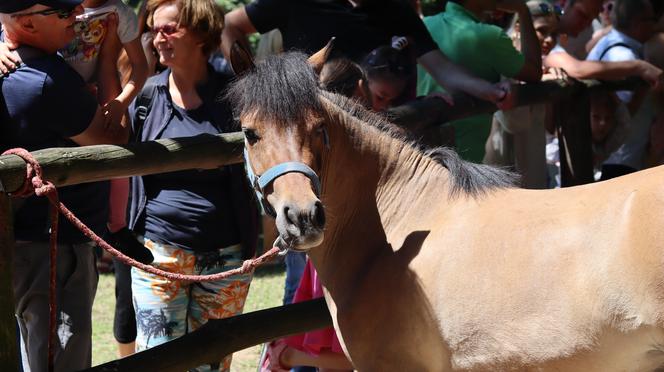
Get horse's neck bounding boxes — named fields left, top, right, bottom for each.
left=309, top=97, right=450, bottom=299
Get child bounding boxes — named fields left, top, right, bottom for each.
left=360, top=37, right=415, bottom=112
left=62, top=1, right=150, bottom=265
left=262, top=259, right=353, bottom=372
left=589, top=91, right=629, bottom=179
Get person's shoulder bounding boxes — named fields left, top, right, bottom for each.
left=475, top=22, right=507, bottom=39
left=144, top=69, right=169, bottom=91
left=23, top=54, right=83, bottom=88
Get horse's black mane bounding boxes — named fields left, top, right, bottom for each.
left=227, top=52, right=518, bottom=197
left=226, top=52, right=322, bottom=125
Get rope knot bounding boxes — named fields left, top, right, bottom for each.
left=2, top=148, right=50, bottom=198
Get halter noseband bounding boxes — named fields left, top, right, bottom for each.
left=243, top=148, right=322, bottom=218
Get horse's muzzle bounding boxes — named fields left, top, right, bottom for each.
left=276, top=200, right=326, bottom=251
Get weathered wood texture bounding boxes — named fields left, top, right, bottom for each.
left=387, top=78, right=641, bottom=132
left=0, top=132, right=245, bottom=194
left=0, top=193, right=18, bottom=370
left=85, top=298, right=331, bottom=372
left=0, top=79, right=643, bottom=194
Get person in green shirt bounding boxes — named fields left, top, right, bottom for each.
left=417, top=0, right=542, bottom=162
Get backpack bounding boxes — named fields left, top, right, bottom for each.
left=598, top=42, right=641, bottom=61
left=131, top=80, right=159, bottom=142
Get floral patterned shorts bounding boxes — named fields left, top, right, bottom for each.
left=131, top=237, right=253, bottom=372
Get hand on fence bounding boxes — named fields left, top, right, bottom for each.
left=542, top=67, right=570, bottom=83
left=638, top=60, right=663, bottom=90
left=494, top=81, right=516, bottom=111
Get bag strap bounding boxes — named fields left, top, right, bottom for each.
left=598, top=42, right=636, bottom=61
left=132, top=80, right=159, bottom=142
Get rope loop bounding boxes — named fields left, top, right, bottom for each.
left=2, top=147, right=284, bottom=371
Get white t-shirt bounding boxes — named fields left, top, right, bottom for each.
left=61, top=0, right=139, bottom=82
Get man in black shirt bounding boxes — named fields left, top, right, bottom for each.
left=222, top=0, right=511, bottom=105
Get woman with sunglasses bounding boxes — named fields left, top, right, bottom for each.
left=126, top=0, right=258, bottom=371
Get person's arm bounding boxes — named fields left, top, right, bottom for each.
left=498, top=0, right=541, bottom=82
left=98, top=11, right=148, bottom=129
left=110, top=38, right=148, bottom=108
left=544, top=49, right=663, bottom=86
left=221, top=6, right=259, bottom=61
left=418, top=50, right=508, bottom=104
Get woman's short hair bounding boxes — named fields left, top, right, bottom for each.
left=147, top=0, right=224, bottom=56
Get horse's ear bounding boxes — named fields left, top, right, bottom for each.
left=230, top=41, right=256, bottom=76
left=308, top=37, right=335, bottom=75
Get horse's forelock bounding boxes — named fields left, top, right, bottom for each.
left=226, top=52, right=323, bottom=127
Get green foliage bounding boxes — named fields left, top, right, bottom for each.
left=216, top=0, right=254, bottom=12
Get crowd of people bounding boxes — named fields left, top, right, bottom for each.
left=1, top=0, right=663, bottom=371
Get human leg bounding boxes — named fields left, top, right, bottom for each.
left=188, top=246, right=253, bottom=372
left=283, top=251, right=307, bottom=305
left=13, top=241, right=98, bottom=372
left=113, top=257, right=136, bottom=357
left=131, top=238, right=192, bottom=351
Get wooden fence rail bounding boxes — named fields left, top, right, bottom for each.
left=0, top=78, right=644, bottom=370
left=87, top=298, right=330, bottom=372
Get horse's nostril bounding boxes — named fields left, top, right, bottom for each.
left=284, top=206, right=296, bottom=226
left=312, top=201, right=326, bottom=228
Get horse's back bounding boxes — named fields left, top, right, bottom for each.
left=408, top=166, right=664, bottom=370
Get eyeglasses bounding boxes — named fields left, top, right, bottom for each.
left=11, top=7, right=77, bottom=20
left=150, top=24, right=180, bottom=38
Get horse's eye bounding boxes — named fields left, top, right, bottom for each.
left=242, top=127, right=260, bottom=145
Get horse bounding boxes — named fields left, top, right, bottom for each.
left=227, top=45, right=664, bottom=371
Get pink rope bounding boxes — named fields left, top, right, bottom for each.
left=2, top=148, right=283, bottom=371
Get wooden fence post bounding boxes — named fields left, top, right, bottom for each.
left=0, top=191, right=19, bottom=370
left=556, top=85, right=595, bottom=186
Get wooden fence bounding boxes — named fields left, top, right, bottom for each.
left=0, top=78, right=643, bottom=371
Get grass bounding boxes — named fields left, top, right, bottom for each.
left=91, top=263, right=286, bottom=371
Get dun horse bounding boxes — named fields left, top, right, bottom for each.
left=228, top=46, right=664, bottom=371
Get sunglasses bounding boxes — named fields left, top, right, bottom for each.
left=603, top=2, right=614, bottom=13
left=11, top=6, right=77, bottom=20
left=535, top=3, right=563, bottom=17
left=150, top=24, right=180, bottom=37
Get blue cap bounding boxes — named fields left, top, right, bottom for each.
left=0, top=0, right=83, bottom=14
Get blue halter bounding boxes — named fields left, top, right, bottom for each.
left=243, top=148, right=322, bottom=218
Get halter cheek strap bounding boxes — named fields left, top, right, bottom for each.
left=243, top=148, right=322, bottom=218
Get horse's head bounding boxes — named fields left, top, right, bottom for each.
left=228, top=42, right=334, bottom=252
